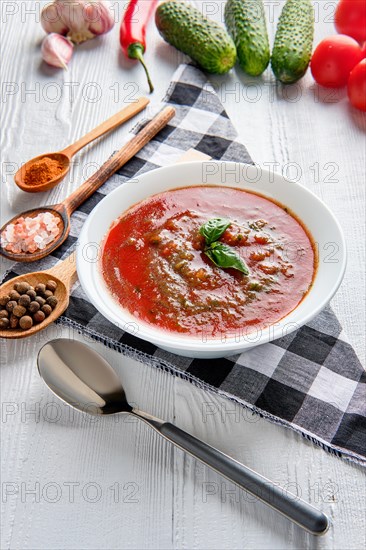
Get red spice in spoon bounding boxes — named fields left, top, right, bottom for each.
left=23, top=157, right=64, bottom=186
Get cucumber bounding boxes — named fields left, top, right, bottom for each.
left=155, top=1, right=236, bottom=74
left=271, top=0, right=314, bottom=84
left=224, top=0, right=270, bottom=76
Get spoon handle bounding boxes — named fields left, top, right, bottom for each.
left=63, top=106, right=175, bottom=214
left=60, top=98, right=150, bottom=158
left=149, top=420, right=329, bottom=535
left=46, top=251, right=78, bottom=291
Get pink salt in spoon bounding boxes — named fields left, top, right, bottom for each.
left=0, top=106, right=175, bottom=263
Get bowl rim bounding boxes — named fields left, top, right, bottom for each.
left=76, top=160, right=347, bottom=352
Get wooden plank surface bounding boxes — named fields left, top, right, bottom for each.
left=1, top=2, right=365, bottom=549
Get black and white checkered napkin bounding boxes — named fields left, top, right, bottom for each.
left=4, top=65, right=365, bottom=465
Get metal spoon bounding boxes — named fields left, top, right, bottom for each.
left=37, top=339, right=330, bottom=536
left=14, top=98, right=150, bottom=193
left=0, top=106, right=175, bottom=263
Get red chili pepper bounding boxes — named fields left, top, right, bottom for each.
left=120, top=0, right=158, bottom=93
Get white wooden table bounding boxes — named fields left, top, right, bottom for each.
left=1, top=2, right=365, bottom=549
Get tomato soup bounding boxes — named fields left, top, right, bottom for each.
left=101, top=186, right=316, bottom=338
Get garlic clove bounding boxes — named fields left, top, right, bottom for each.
left=41, top=33, right=73, bottom=69
left=41, top=3, right=68, bottom=36
left=86, top=0, right=115, bottom=36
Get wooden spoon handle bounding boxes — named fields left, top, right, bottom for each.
left=46, top=251, right=78, bottom=291
left=60, top=97, right=150, bottom=158
left=63, top=106, right=175, bottom=214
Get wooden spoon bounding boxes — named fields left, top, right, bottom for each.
left=0, top=252, right=77, bottom=339
left=1, top=106, right=176, bottom=263
left=14, top=97, right=150, bottom=193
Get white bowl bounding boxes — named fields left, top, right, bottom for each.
left=76, top=161, right=346, bottom=359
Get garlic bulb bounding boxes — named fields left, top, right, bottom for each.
left=41, top=0, right=115, bottom=45
left=41, top=33, right=74, bottom=69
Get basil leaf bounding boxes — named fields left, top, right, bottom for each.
left=205, top=242, right=250, bottom=275
left=199, top=218, right=231, bottom=245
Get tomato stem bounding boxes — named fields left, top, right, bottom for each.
left=128, top=43, right=154, bottom=93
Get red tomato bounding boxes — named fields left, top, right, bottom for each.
left=335, top=0, right=366, bottom=44
left=347, top=59, right=366, bottom=111
left=311, top=35, right=364, bottom=87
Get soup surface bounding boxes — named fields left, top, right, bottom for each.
left=101, top=186, right=315, bottom=338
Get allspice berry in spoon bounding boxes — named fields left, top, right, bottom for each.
left=46, top=280, right=57, bottom=292
left=46, top=296, right=58, bottom=310
left=9, top=290, right=20, bottom=301
left=41, top=304, right=52, bottom=317
left=29, top=301, right=40, bottom=314
left=13, top=305, right=27, bottom=318
left=33, top=310, right=46, bottom=324
left=0, top=318, right=10, bottom=329
left=35, top=283, right=46, bottom=295
left=9, top=314, right=19, bottom=328
left=15, top=281, right=31, bottom=294
left=18, top=294, right=31, bottom=308
left=6, top=300, right=17, bottom=313
left=0, top=295, right=10, bottom=306
left=19, top=316, right=33, bottom=330
left=0, top=277, right=58, bottom=332
left=27, top=289, right=37, bottom=300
